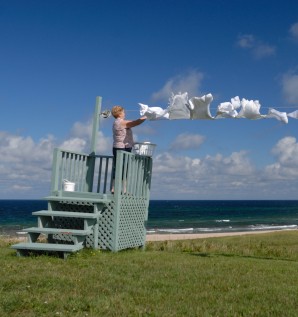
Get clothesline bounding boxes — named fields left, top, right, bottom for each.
left=126, top=105, right=298, bottom=112
left=138, top=92, right=298, bottom=124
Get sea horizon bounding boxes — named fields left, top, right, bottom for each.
left=0, top=199, right=297, bottom=237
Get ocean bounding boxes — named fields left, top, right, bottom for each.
left=0, top=200, right=297, bottom=236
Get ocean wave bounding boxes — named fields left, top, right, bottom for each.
left=248, top=224, right=298, bottom=231
left=194, top=227, right=223, bottom=233
left=215, top=219, right=230, bottom=223
left=146, top=224, right=298, bottom=234
left=156, top=228, right=194, bottom=234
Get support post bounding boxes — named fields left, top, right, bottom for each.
left=86, top=96, right=102, bottom=191
left=90, top=96, right=102, bottom=155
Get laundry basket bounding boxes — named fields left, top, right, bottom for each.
left=133, top=142, right=156, bottom=157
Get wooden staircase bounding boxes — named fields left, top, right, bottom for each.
left=11, top=197, right=110, bottom=259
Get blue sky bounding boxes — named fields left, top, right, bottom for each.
left=1, top=0, right=298, bottom=200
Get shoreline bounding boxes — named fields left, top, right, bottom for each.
left=1, top=229, right=296, bottom=243
left=145, top=229, right=297, bottom=241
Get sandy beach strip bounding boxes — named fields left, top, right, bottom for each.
left=1, top=229, right=296, bottom=243
left=146, top=230, right=296, bottom=241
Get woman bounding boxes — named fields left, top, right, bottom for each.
left=111, top=105, right=147, bottom=193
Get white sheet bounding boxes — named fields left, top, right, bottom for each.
left=167, top=92, right=190, bottom=120
left=139, top=103, right=169, bottom=120
left=138, top=92, right=298, bottom=125
left=237, top=98, right=265, bottom=120
left=216, top=96, right=240, bottom=118
left=266, top=108, right=288, bottom=124
left=287, top=110, right=298, bottom=119
left=189, top=93, right=214, bottom=120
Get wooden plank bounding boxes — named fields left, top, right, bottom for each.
left=32, top=210, right=99, bottom=219
left=11, top=243, right=83, bottom=252
left=45, top=192, right=112, bottom=203
left=23, top=227, right=92, bottom=235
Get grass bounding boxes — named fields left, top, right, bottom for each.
left=1, top=231, right=298, bottom=316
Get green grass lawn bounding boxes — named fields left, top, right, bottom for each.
left=1, top=231, right=298, bottom=316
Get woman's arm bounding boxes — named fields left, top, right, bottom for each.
left=121, top=116, right=147, bottom=128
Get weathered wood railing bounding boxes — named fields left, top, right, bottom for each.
left=113, top=150, right=153, bottom=198
left=50, top=148, right=153, bottom=198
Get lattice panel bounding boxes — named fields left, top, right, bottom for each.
left=85, top=201, right=116, bottom=250
left=117, top=196, right=147, bottom=251
left=51, top=201, right=93, bottom=243
left=46, top=198, right=148, bottom=251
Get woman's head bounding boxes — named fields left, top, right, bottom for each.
left=112, top=105, right=124, bottom=118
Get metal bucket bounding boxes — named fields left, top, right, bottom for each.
left=63, top=179, right=75, bottom=191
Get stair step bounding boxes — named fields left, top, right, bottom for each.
left=45, top=193, right=112, bottom=204
left=32, top=210, right=99, bottom=219
left=23, top=227, right=92, bottom=235
left=11, top=242, right=83, bottom=253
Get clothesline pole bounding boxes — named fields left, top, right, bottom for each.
left=90, top=96, right=102, bottom=154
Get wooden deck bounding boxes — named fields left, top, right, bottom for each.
left=11, top=96, right=154, bottom=258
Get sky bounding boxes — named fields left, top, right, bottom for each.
left=1, top=0, right=298, bottom=200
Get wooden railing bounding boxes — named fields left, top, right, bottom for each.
left=113, top=151, right=153, bottom=198
left=50, top=148, right=153, bottom=198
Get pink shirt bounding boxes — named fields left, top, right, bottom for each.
left=113, top=118, right=134, bottom=148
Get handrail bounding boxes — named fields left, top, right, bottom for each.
left=51, top=148, right=113, bottom=194
left=50, top=148, right=153, bottom=198
left=113, top=151, right=152, bottom=198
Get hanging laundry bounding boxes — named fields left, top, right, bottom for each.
left=237, top=98, right=265, bottom=120
left=189, top=93, right=214, bottom=120
left=167, top=92, right=190, bottom=119
left=139, top=103, right=169, bottom=120
left=216, top=96, right=240, bottom=119
left=138, top=92, right=298, bottom=124
left=287, top=110, right=298, bottom=119
left=266, top=108, right=288, bottom=124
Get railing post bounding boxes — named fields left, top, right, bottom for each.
left=51, top=148, right=61, bottom=194
left=112, top=151, right=125, bottom=251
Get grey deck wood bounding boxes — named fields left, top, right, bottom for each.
left=45, top=193, right=112, bottom=204
left=23, top=227, right=92, bottom=235
left=32, top=210, right=99, bottom=219
left=11, top=242, right=83, bottom=252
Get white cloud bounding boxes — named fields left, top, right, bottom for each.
left=12, top=184, right=32, bottom=191
left=0, top=132, right=56, bottom=197
left=1, top=121, right=298, bottom=200
left=68, top=119, right=111, bottom=154
left=289, top=22, right=298, bottom=40
left=71, top=120, right=93, bottom=139
left=0, top=117, right=112, bottom=198
left=253, top=44, right=275, bottom=59
left=281, top=71, right=298, bottom=105
left=237, top=34, right=255, bottom=48
left=149, top=136, right=298, bottom=199
left=169, top=133, right=205, bottom=151
left=272, top=136, right=298, bottom=165
left=59, top=138, right=87, bottom=153
left=151, top=70, right=204, bottom=103
left=0, top=131, right=55, bottom=164
left=150, top=150, right=256, bottom=199
left=237, top=34, right=275, bottom=59
left=264, top=137, right=298, bottom=179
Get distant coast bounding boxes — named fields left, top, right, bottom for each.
left=146, top=229, right=297, bottom=241
left=1, top=228, right=297, bottom=244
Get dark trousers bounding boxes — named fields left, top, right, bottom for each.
left=112, top=147, right=132, bottom=179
